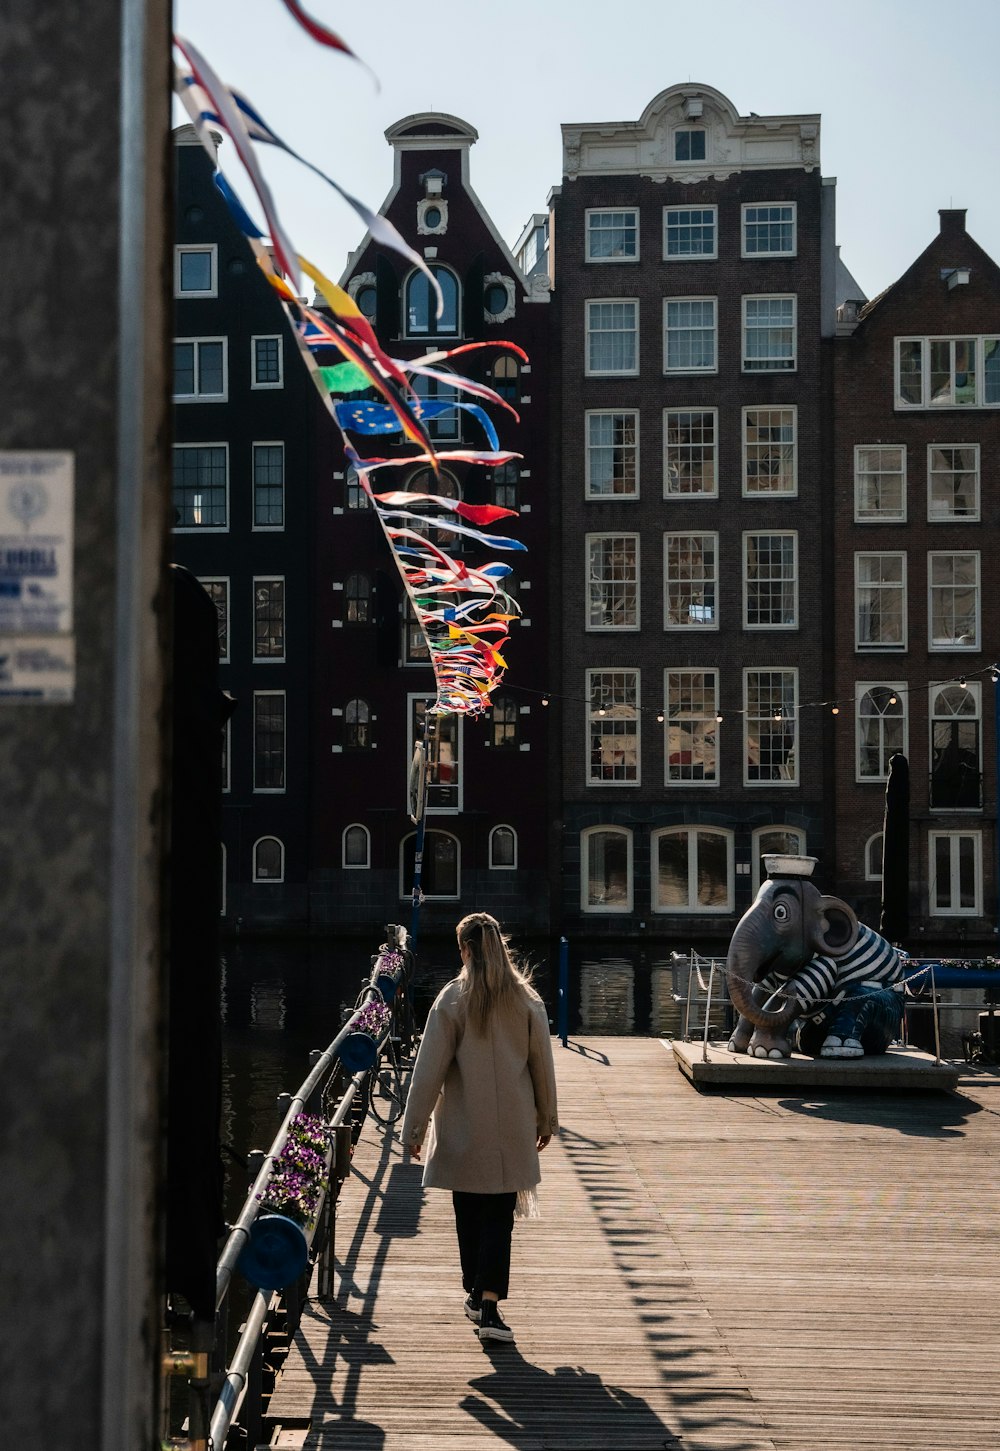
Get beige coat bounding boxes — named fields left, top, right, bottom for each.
left=400, top=978, right=559, bottom=1194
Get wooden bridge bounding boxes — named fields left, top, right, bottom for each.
left=267, top=1038, right=1000, bottom=1450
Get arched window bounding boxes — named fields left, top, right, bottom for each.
left=343, top=823, right=371, bottom=869
left=489, top=824, right=517, bottom=870
left=865, top=832, right=884, bottom=882
left=405, top=466, right=461, bottom=547
left=652, top=827, right=733, bottom=913
left=752, top=826, right=807, bottom=895
left=401, top=830, right=460, bottom=899
left=581, top=826, right=633, bottom=912
left=857, top=684, right=906, bottom=780
left=346, top=466, right=369, bottom=510
left=491, top=695, right=518, bottom=749
left=492, top=462, right=518, bottom=510
left=405, top=264, right=459, bottom=336
left=344, top=573, right=371, bottom=624
left=253, top=835, right=285, bottom=883
left=930, top=682, right=981, bottom=809
left=345, top=698, right=371, bottom=750
left=490, top=354, right=519, bottom=401
left=413, top=370, right=460, bottom=440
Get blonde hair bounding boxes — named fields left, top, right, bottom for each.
left=455, top=912, right=534, bottom=1035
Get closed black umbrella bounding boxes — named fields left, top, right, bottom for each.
left=880, top=751, right=910, bottom=945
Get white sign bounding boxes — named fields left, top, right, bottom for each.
left=0, top=451, right=74, bottom=635
left=0, top=635, right=75, bottom=703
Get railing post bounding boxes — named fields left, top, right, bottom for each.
left=557, top=937, right=569, bottom=1047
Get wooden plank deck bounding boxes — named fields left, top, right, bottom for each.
left=267, top=1038, right=1000, bottom=1450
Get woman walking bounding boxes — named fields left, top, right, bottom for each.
left=400, top=912, right=559, bottom=1343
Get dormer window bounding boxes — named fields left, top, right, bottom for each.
left=675, top=128, right=706, bottom=162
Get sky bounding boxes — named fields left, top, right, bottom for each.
left=172, top=0, right=1000, bottom=300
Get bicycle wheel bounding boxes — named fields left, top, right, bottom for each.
left=369, top=1059, right=407, bottom=1126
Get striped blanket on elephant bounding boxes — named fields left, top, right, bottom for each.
left=760, top=922, right=906, bottom=1022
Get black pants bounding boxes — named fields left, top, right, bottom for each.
left=452, top=1191, right=517, bottom=1301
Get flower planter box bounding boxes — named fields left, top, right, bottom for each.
left=372, top=950, right=405, bottom=1003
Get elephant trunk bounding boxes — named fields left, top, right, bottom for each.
left=725, top=938, right=800, bottom=1032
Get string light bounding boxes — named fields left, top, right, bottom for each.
left=959, top=677, right=968, bottom=689
left=656, top=711, right=664, bottom=723
left=831, top=706, right=840, bottom=715
left=541, top=696, right=549, bottom=706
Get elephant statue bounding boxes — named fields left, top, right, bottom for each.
left=726, top=855, right=907, bottom=1060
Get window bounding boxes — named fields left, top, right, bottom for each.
left=752, top=827, right=807, bottom=895
left=665, top=670, right=718, bottom=785
left=174, top=244, right=217, bottom=297
left=346, top=466, right=369, bottom=510
left=344, top=573, right=371, bottom=625
left=253, top=578, right=285, bottom=661
left=492, top=462, right=518, bottom=511
left=587, top=534, right=639, bottom=630
left=491, top=695, right=518, bottom=749
left=856, top=684, right=906, bottom=781
left=401, top=830, right=459, bottom=898
left=664, top=206, right=717, bottom=259
left=343, top=824, right=371, bottom=869
left=664, top=298, right=716, bottom=372
left=854, top=445, right=905, bottom=522
left=928, top=552, right=979, bottom=649
left=172, top=444, right=228, bottom=530
left=742, top=203, right=796, bottom=256
left=664, top=409, right=717, bottom=496
left=413, top=370, right=460, bottom=440
left=742, top=296, right=796, bottom=371
left=404, top=466, right=461, bottom=547
left=585, top=411, right=638, bottom=498
left=743, top=532, right=798, bottom=628
left=664, top=533, right=718, bottom=629
left=586, top=300, right=638, bottom=375
left=253, top=443, right=285, bottom=529
left=404, top=598, right=430, bottom=663
left=652, top=828, right=733, bottom=913
left=405, top=264, right=459, bottom=336
left=173, top=338, right=227, bottom=401
left=928, top=445, right=979, bottom=521
left=345, top=698, right=371, bottom=750
left=865, top=833, right=884, bottom=882
left=674, top=128, right=706, bottom=161
left=409, top=699, right=461, bottom=810
left=930, top=683, right=981, bottom=810
left=490, top=354, right=519, bottom=401
left=855, top=553, right=906, bottom=650
left=895, top=336, right=1000, bottom=408
left=253, top=837, right=285, bottom=883
left=586, top=209, right=638, bottom=261
left=355, top=285, right=376, bottom=321
left=929, top=832, right=981, bottom=915
left=200, top=578, right=229, bottom=662
left=744, top=669, right=798, bottom=785
left=489, top=825, right=517, bottom=870
left=253, top=691, right=285, bottom=792
left=581, top=826, right=633, bottom=912
left=744, top=408, right=797, bottom=496
left=587, top=670, right=640, bottom=784
left=251, top=335, right=283, bottom=388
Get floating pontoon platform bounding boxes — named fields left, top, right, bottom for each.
left=670, top=1038, right=960, bottom=1091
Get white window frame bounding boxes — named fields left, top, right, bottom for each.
left=663, top=205, right=717, bottom=261
left=927, top=551, right=980, bottom=651
left=928, top=831, right=982, bottom=917
left=742, top=531, right=798, bottom=630
left=927, top=444, right=980, bottom=522
left=399, top=829, right=460, bottom=900
left=751, top=826, right=807, bottom=896
left=581, top=825, right=634, bottom=914
left=743, top=406, right=798, bottom=497
left=663, top=297, right=717, bottom=374
left=895, top=336, right=1000, bottom=410
left=664, top=668, right=719, bottom=788
left=742, top=295, right=796, bottom=372
left=174, top=243, right=217, bottom=298
left=854, top=444, right=906, bottom=523
left=172, top=442, right=229, bottom=534
left=741, top=202, right=797, bottom=258
left=252, top=836, right=285, bottom=884
left=252, top=576, right=286, bottom=664
left=743, top=668, right=799, bottom=787
left=252, top=441, right=285, bottom=532
left=405, top=264, right=460, bottom=338
left=664, top=532, right=719, bottom=631
left=585, top=299, right=639, bottom=376
left=674, top=128, right=706, bottom=162
left=651, top=826, right=734, bottom=914
left=198, top=576, right=230, bottom=664
left=488, top=824, right=518, bottom=871
left=586, top=669, right=641, bottom=787
left=407, top=695, right=463, bottom=813
left=865, top=833, right=884, bottom=883
left=585, top=409, right=639, bottom=499
left=173, top=336, right=228, bottom=402
left=252, top=690, right=286, bottom=794
left=929, top=681, right=982, bottom=813
left=664, top=408, right=718, bottom=498
left=586, top=533, right=640, bottom=631
left=585, top=208, right=639, bottom=262
left=855, top=552, right=907, bottom=652
left=343, top=823, right=371, bottom=870
left=855, top=683, right=908, bottom=783
left=251, top=334, right=284, bottom=390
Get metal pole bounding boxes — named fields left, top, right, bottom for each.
left=702, top=962, right=716, bottom=1064
left=994, top=669, right=1000, bottom=940
left=930, top=963, right=942, bottom=1066
left=409, top=738, right=429, bottom=953
left=557, top=937, right=569, bottom=1047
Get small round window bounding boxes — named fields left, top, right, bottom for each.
left=424, top=205, right=443, bottom=229
left=355, top=285, right=376, bottom=319
left=484, top=282, right=508, bottom=315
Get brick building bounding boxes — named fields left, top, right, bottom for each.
left=832, top=209, right=1000, bottom=949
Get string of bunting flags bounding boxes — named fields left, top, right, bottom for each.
left=173, top=23, right=527, bottom=717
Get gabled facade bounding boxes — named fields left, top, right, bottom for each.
left=832, top=210, right=1000, bottom=947
left=308, top=114, right=554, bottom=938
left=550, top=84, right=839, bottom=948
